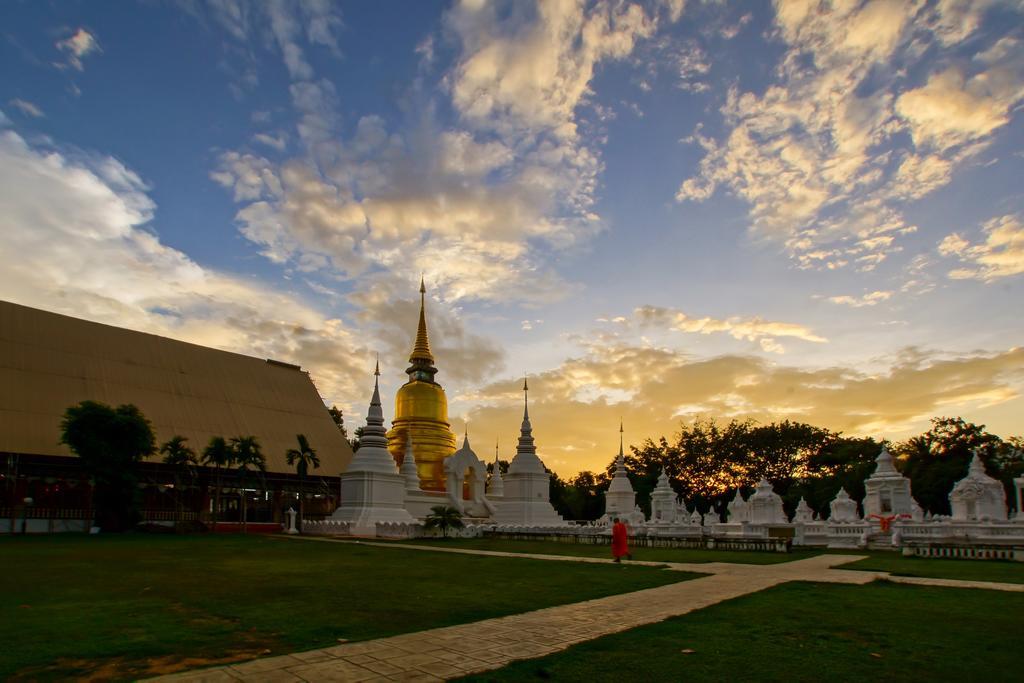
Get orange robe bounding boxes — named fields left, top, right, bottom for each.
left=611, top=521, right=629, bottom=558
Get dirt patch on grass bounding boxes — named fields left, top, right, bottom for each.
left=12, top=649, right=269, bottom=682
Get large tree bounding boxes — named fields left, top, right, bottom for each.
left=895, top=417, right=1014, bottom=515
left=60, top=401, right=155, bottom=532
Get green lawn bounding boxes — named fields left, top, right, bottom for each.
left=461, top=581, right=1024, bottom=682
left=404, top=537, right=1024, bottom=583
left=834, top=552, right=1024, bottom=584
left=0, top=534, right=696, bottom=681
left=400, top=537, right=823, bottom=564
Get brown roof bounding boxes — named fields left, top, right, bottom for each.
left=0, top=300, right=353, bottom=475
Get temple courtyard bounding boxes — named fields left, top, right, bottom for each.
left=1, top=536, right=1021, bottom=682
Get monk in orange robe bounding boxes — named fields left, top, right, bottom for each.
left=611, top=518, right=629, bottom=562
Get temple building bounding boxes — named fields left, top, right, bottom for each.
left=306, top=285, right=567, bottom=537
left=0, top=300, right=353, bottom=532
left=386, top=278, right=457, bottom=491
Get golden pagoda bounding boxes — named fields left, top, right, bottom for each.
left=386, top=278, right=457, bottom=490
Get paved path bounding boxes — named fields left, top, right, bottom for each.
left=152, top=541, right=1021, bottom=683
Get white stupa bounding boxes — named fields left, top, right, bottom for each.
left=603, top=422, right=637, bottom=521
left=493, top=378, right=567, bottom=526
left=863, top=446, right=914, bottom=517
left=792, top=497, right=814, bottom=523
left=331, top=361, right=416, bottom=535
left=829, top=487, right=860, bottom=522
left=400, top=438, right=421, bottom=492
left=488, top=439, right=504, bottom=497
left=949, top=450, right=1007, bottom=521
left=726, top=489, right=750, bottom=523
left=649, top=468, right=676, bottom=523
left=748, top=479, right=787, bottom=524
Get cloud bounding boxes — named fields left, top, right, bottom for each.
left=675, top=0, right=1021, bottom=271
left=896, top=63, right=1024, bottom=152
left=460, top=341, right=1024, bottom=476
left=8, top=99, right=44, bottom=118
left=939, top=214, right=1024, bottom=281
left=826, top=291, right=893, bottom=308
left=0, top=128, right=371, bottom=416
left=55, top=28, right=100, bottom=71
left=447, top=0, right=656, bottom=140
left=635, top=304, right=827, bottom=352
left=252, top=131, right=288, bottom=151
left=209, top=0, right=658, bottom=306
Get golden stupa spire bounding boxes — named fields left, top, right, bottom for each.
left=409, top=275, right=435, bottom=367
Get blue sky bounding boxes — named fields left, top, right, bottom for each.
left=2, top=0, right=1022, bottom=475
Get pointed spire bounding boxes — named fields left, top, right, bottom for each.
left=519, top=376, right=534, bottom=446
left=489, top=435, right=504, bottom=495
left=618, top=419, right=624, bottom=457
left=403, top=277, right=438, bottom=382
left=523, top=376, right=529, bottom=420
left=348, top=361, right=399, bottom=474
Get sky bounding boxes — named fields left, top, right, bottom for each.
left=1, top=0, right=1023, bottom=477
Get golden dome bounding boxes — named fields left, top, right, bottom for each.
left=386, top=279, right=457, bottom=490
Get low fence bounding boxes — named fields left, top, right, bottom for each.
left=482, top=530, right=791, bottom=553
left=902, top=544, right=1023, bottom=562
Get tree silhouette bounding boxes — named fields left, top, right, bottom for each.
left=160, top=435, right=197, bottom=523
left=285, top=434, right=320, bottom=532
left=423, top=505, right=463, bottom=538
left=231, top=435, right=266, bottom=532
left=60, top=401, right=155, bottom=532
left=201, top=436, right=234, bottom=527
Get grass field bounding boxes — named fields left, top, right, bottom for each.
left=460, top=581, right=1024, bottom=682
left=0, top=534, right=696, bottom=681
left=404, top=537, right=1024, bottom=583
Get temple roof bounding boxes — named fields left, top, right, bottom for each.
left=0, top=299, right=353, bottom=475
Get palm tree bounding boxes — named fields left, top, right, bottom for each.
left=231, top=435, right=266, bottom=533
left=285, top=434, right=320, bottom=533
left=423, top=505, right=464, bottom=538
left=201, top=436, right=234, bottom=528
left=160, top=435, right=197, bottom=523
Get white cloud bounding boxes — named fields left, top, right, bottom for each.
left=0, top=129, right=369, bottom=410
left=675, top=0, right=1021, bottom=271
left=55, top=28, right=100, bottom=71
left=940, top=214, right=1024, bottom=281
left=635, top=304, right=827, bottom=351
left=8, top=99, right=44, bottom=118
left=826, top=290, right=893, bottom=307
left=252, top=132, right=288, bottom=151
left=209, top=0, right=658, bottom=306
left=896, top=61, right=1024, bottom=152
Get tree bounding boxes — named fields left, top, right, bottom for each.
left=328, top=405, right=348, bottom=439
left=59, top=401, right=155, bottom=532
left=895, top=417, right=1009, bottom=515
left=201, top=436, right=234, bottom=527
left=231, top=435, right=266, bottom=532
left=423, top=505, right=463, bottom=538
left=285, top=434, right=320, bottom=532
left=160, top=435, right=197, bottom=523
left=349, top=426, right=364, bottom=453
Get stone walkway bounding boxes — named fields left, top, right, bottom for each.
left=152, top=541, right=1022, bottom=683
